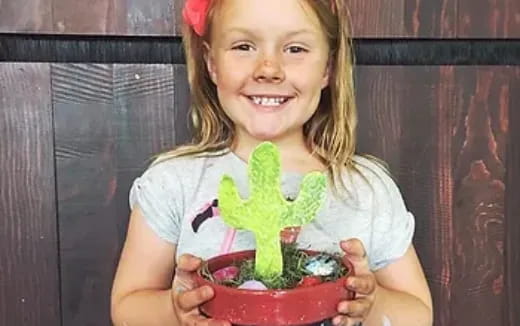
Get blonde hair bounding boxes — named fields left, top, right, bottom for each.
left=155, top=0, right=373, bottom=193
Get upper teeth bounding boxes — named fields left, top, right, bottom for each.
left=251, top=96, right=287, bottom=106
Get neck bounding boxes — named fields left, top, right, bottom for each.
left=231, top=130, right=325, bottom=174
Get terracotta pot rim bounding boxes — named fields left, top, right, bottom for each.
left=195, top=249, right=352, bottom=293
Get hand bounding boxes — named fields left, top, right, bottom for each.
left=171, top=254, right=231, bottom=326
left=333, top=239, right=378, bottom=326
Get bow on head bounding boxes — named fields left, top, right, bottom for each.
left=182, top=0, right=211, bottom=36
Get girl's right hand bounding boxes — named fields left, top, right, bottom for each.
left=171, top=254, right=231, bottom=326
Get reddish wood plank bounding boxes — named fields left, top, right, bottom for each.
left=504, top=67, right=520, bottom=326
left=0, top=63, right=60, bottom=326
left=0, top=0, right=52, bottom=33
left=347, top=1, right=406, bottom=37
left=52, top=0, right=174, bottom=34
left=450, top=67, right=510, bottom=325
left=458, top=0, right=520, bottom=38
left=355, top=66, right=515, bottom=326
left=356, top=66, right=451, bottom=326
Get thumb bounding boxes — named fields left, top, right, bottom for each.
left=340, top=238, right=371, bottom=275
left=172, top=254, right=203, bottom=293
left=177, top=253, right=203, bottom=272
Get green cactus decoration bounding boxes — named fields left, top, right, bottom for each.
left=218, top=142, right=327, bottom=279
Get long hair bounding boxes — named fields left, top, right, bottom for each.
left=154, top=0, right=375, bottom=193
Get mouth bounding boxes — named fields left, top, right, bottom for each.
left=245, top=95, right=295, bottom=110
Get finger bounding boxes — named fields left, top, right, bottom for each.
left=346, top=274, right=376, bottom=295
left=332, top=315, right=364, bottom=326
left=340, top=239, right=366, bottom=260
left=177, top=254, right=203, bottom=272
left=176, top=286, right=214, bottom=312
left=184, top=314, right=231, bottom=326
left=340, top=239, right=370, bottom=274
left=172, top=254, right=204, bottom=290
left=337, top=298, right=372, bottom=318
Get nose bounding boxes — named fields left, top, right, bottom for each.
left=253, top=56, right=285, bottom=83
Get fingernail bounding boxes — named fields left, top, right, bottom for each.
left=349, top=281, right=356, bottom=289
left=203, top=286, right=213, bottom=297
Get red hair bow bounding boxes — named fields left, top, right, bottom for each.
left=182, top=0, right=211, bottom=36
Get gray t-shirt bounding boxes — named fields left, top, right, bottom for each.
left=129, top=150, right=415, bottom=271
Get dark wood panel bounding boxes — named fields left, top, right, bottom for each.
left=0, top=0, right=52, bottom=33
left=0, top=63, right=60, bottom=326
left=52, top=0, right=123, bottom=34
left=450, top=67, right=510, bottom=325
left=348, top=0, right=456, bottom=37
left=52, top=0, right=174, bottom=34
left=53, top=63, right=117, bottom=326
left=458, top=0, right=520, bottom=38
left=504, top=67, right=520, bottom=326
left=3, top=0, right=520, bottom=38
left=356, top=66, right=515, bottom=326
left=355, top=66, right=449, bottom=325
left=54, top=64, right=187, bottom=325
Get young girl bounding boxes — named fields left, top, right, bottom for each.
left=111, top=0, right=433, bottom=325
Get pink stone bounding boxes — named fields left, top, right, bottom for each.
left=212, top=266, right=240, bottom=282
left=238, top=280, right=268, bottom=291
left=280, top=226, right=301, bottom=244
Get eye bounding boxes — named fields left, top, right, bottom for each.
left=286, top=46, right=308, bottom=54
left=232, top=43, right=254, bottom=51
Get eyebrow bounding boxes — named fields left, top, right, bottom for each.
left=225, top=27, right=316, bottom=38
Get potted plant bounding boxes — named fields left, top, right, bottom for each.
left=194, top=142, right=354, bottom=326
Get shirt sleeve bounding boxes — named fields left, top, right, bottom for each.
left=129, top=162, right=182, bottom=244
left=362, top=161, right=416, bottom=271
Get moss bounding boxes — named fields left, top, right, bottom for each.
left=202, top=242, right=349, bottom=290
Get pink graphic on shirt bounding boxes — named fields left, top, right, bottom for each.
left=190, top=199, right=236, bottom=255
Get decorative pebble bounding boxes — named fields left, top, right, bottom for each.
left=280, top=226, right=301, bottom=244
left=238, top=280, right=268, bottom=290
left=297, top=276, right=322, bottom=288
left=304, top=254, right=338, bottom=276
left=213, top=266, right=240, bottom=282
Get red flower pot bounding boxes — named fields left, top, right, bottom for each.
left=194, top=250, right=355, bottom=326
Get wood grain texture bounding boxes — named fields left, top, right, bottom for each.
left=53, top=63, right=117, bottom=326
left=355, top=66, right=515, bottom=326
left=348, top=0, right=457, bottom=37
left=450, top=67, right=510, bottom=325
left=53, top=64, right=187, bottom=325
left=0, top=63, right=60, bottom=326
left=458, top=0, right=520, bottom=38
left=504, top=67, right=520, bottom=326
left=2, top=0, right=519, bottom=38
left=356, top=66, right=450, bottom=325
left=52, top=0, right=174, bottom=34
left=0, top=0, right=52, bottom=32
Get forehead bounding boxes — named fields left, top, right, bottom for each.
left=211, top=0, right=324, bottom=38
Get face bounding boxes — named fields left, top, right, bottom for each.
left=205, top=0, right=331, bottom=146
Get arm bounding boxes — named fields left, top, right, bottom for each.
left=365, top=245, right=433, bottom=326
left=336, top=240, right=432, bottom=326
left=110, top=207, right=179, bottom=325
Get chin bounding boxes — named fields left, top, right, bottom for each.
left=246, top=128, right=286, bottom=142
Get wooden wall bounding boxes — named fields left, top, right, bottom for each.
left=0, top=1, right=519, bottom=326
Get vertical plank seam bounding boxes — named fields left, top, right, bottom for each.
left=49, top=63, right=64, bottom=326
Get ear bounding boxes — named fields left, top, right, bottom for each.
left=321, top=57, right=332, bottom=89
left=203, top=41, right=218, bottom=84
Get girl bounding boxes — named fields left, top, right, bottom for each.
left=111, top=0, right=433, bottom=325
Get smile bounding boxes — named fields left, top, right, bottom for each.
left=246, top=95, right=294, bottom=109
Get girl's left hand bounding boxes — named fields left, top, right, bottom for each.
left=333, top=239, right=378, bottom=326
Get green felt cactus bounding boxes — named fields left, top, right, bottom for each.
left=218, top=142, right=327, bottom=279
